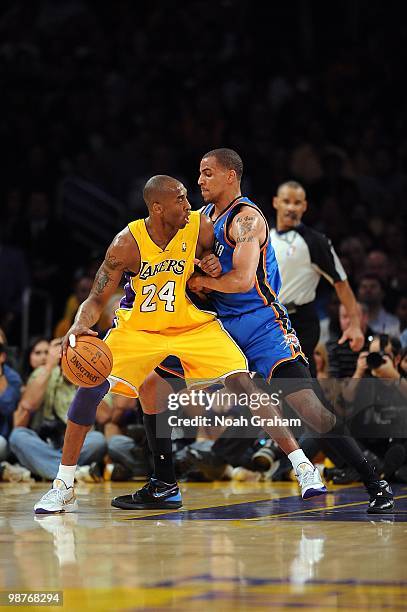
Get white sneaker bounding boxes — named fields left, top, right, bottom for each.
left=34, top=479, right=78, bottom=514
left=296, top=464, right=327, bottom=500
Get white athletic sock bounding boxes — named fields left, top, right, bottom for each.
left=55, top=464, right=77, bottom=488
left=288, top=449, right=314, bottom=474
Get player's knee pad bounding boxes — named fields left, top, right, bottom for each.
left=67, top=379, right=110, bottom=426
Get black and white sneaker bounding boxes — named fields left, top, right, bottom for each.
left=367, top=480, right=395, bottom=514
left=111, top=478, right=182, bottom=510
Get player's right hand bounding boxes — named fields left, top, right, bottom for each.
left=62, top=324, right=98, bottom=355
left=194, top=254, right=222, bottom=277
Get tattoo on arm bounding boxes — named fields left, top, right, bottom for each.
left=94, top=267, right=113, bottom=296
left=78, top=311, right=94, bottom=326
left=236, top=215, right=256, bottom=244
left=236, top=236, right=255, bottom=243
left=105, top=254, right=125, bottom=270
left=92, top=251, right=126, bottom=296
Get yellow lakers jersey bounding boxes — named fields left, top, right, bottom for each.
left=114, top=211, right=215, bottom=332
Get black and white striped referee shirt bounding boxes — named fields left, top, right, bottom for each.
left=270, top=223, right=347, bottom=306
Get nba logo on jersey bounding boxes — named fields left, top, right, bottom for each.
left=182, top=242, right=187, bottom=252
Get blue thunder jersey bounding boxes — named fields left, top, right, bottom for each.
left=157, top=197, right=307, bottom=382
left=201, top=196, right=283, bottom=317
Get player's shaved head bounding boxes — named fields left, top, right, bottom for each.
left=143, top=175, right=182, bottom=209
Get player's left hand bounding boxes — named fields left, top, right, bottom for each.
left=187, top=273, right=205, bottom=293
left=338, top=324, right=364, bottom=352
left=194, top=255, right=222, bottom=278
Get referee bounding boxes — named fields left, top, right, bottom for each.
left=270, top=180, right=364, bottom=376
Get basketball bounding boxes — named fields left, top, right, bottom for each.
left=61, top=336, right=113, bottom=387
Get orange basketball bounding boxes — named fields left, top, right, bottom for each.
left=61, top=336, right=113, bottom=387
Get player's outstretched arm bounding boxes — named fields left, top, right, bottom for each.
left=191, top=209, right=264, bottom=294
left=62, top=228, right=140, bottom=353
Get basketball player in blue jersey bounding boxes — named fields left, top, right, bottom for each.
left=142, top=149, right=394, bottom=514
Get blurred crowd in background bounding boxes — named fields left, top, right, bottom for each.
left=1, top=1, right=406, bottom=485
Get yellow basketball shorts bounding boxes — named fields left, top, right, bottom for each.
left=104, top=319, right=248, bottom=397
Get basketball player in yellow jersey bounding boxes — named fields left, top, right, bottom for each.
left=34, top=174, right=253, bottom=513
left=35, top=174, right=318, bottom=514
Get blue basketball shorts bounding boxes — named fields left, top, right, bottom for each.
left=157, top=307, right=307, bottom=382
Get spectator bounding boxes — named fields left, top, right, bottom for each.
left=9, top=338, right=107, bottom=481
left=342, top=334, right=404, bottom=405
left=357, top=274, right=400, bottom=337
left=341, top=334, right=407, bottom=447
left=366, top=335, right=404, bottom=384
left=328, top=334, right=407, bottom=483
left=328, top=302, right=374, bottom=380
left=0, top=342, right=30, bottom=482
left=0, top=342, right=22, bottom=461
left=313, top=343, right=329, bottom=380
left=0, top=327, right=18, bottom=372
left=21, top=337, right=50, bottom=383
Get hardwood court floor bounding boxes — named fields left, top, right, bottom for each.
left=1, top=481, right=407, bottom=611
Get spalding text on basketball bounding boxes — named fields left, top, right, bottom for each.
left=70, top=355, right=99, bottom=383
